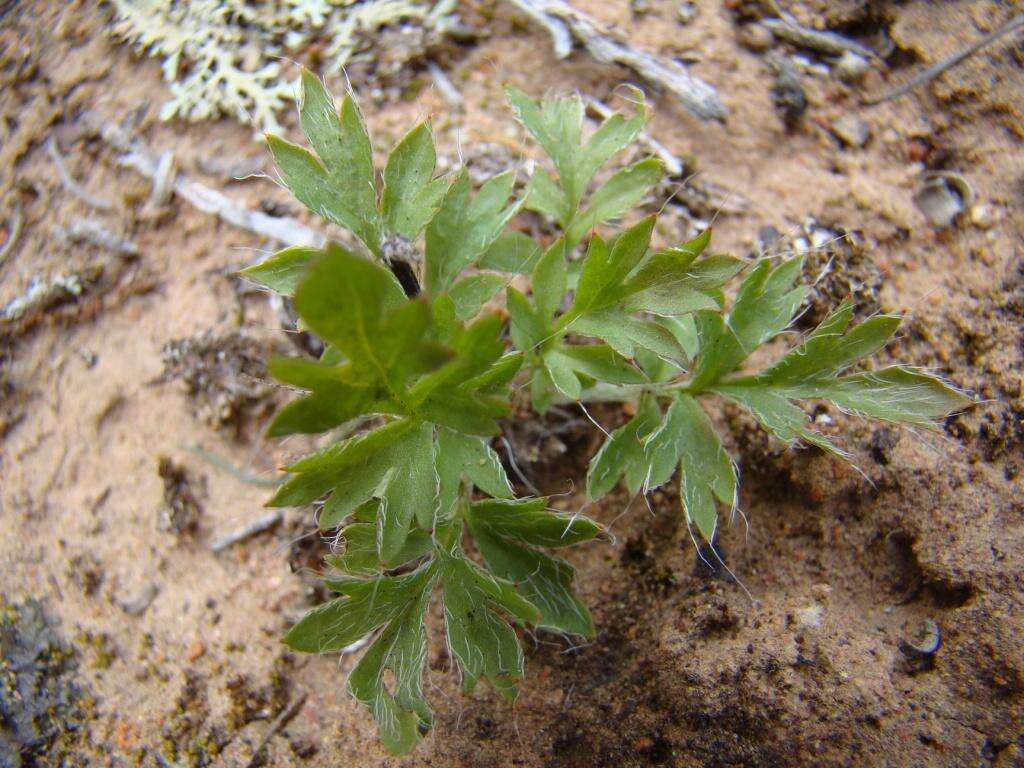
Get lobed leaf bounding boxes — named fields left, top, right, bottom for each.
left=382, top=122, right=448, bottom=239
left=269, top=71, right=380, bottom=253
left=565, top=159, right=662, bottom=245
left=439, top=548, right=540, bottom=697
left=476, top=231, right=543, bottom=273
left=425, top=170, right=523, bottom=294
left=240, top=246, right=319, bottom=295
left=586, top=397, right=662, bottom=499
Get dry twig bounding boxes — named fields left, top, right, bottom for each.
left=52, top=218, right=139, bottom=257
left=46, top=138, right=115, bottom=212
left=0, top=202, right=24, bottom=267
left=865, top=12, right=1024, bottom=105
left=209, top=510, right=283, bottom=553
left=244, top=692, right=308, bottom=768
left=761, top=17, right=877, bottom=60
left=93, top=119, right=323, bottom=249
left=505, top=0, right=726, bottom=121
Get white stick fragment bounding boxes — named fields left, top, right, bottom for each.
left=761, top=17, right=877, bottom=60
left=46, top=138, right=116, bottom=212
left=427, top=60, right=464, bottom=109
left=209, top=509, right=283, bottom=553
left=53, top=219, right=140, bottom=257
left=94, top=119, right=324, bottom=249
left=506, top=0, right=726, bottom=121
left=149, top=150, right=176, bottom=207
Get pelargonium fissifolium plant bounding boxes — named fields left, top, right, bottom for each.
left=241, top=70, right=969, bottom=754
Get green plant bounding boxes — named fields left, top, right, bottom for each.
left=242, top=71, right=969, bottom=754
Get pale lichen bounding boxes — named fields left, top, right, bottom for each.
left=108, top=0, right=459, bottom=133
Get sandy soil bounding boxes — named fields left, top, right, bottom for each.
left=1, top=1, right=1022, bottom=766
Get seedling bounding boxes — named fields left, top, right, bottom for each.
left=242, top=71, right=969, bottom=753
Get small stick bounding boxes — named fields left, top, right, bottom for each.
left=46, top=138, right=115, bottom=212
left=149, top=150, right=176, bottom=207
left=209, top=509, right=283, bottom=553
left=0, top=202, right=24, bottom=266
left=865, top=12, right=1024, bottom=105
left=52, top=218, right=139, bottom=257
left=761, top=18, right=877, bottom=61
left=244, top=692, right=308, bottom=768
left=764, top=0, right=879, bottom=61
left=505, top=0, right=726, bottom=121
left=92, top=118, right=323, bottom=249
left=427, top=60, right=464, bottom=109
left=182, top=442, right=283, bottom=487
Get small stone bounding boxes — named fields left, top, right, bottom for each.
left=677, top=1, right=697, bottom=23
left=630, top=0, right=652, bottom=15
left=186, top=639, right=206, bottom=662
left=831, top=114, right=871, bottom=148
left=738, top=22, right=774, bottom=52
left=969, top=203, right=997, bottom=229
left=832, top=51, right=870, bottom=83
left=794, top=604, right=823, bottom=629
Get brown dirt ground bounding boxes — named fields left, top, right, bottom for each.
left=1, top=1, right=1022, bottom=766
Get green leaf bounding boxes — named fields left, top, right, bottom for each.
left=641, top=395, right=691, bottom=490
left=448, top=273, right=507, bottom=320
left=688, top=311, right=747, bottom=390
left=586, top=397, right=662, bottom=498
left=617, top=241, right=744, bottom=317
left=419, top=391, right=509, bottom=436
left=270, top=418, right=415, bottom=507
left=506, top=87, right=585, bottom=206
left=436, top=428, right=513, bottom=518
left=525, top=170, right=571, bottom=225
left=672, top=395, right=736, bottom=541
left=713, top=384, right=844, bottom=456
left=467, top=512, right=595, bottom=637
left=542, top=347, right=581, bottom=398
left=406, top=313, right=506, bottom=408
left=318, top=462, right=393, bottom=529
left=468, top=498, right=603, bottom=547
left=507, top=287, right=548, bottom=351
left=293, top=245, right=407, bottom=379
left=476, top=231, right=542, bottom=273
left=462, top=352, right=523, bottom=396
left=572, top=308, right=689, bottom=364
left=425, top=170, right=523, bottom=293
left=439, top=548, right=540, bottom=697
left=266, top=385, right=385, bottom=437
left=532, top=238, right=568, bottom=322
left=284, top=566, right=432, bottom=653
left=565, top=159, right=662, bottom=245
left=347, top=573, right=435, bottom=754
left=379, top=423, right=437, bottom=561
left=382, top=123, right=448, bottom=239
left=728, top=257, right=807, bottom=354
left=786, top=366, right=970, bottom=425
left=567, top=216, right=658, bottom=320
left=240, top=246, right=319, bottom=295
left=546, top=344, right=646, bottom=386
left=327, top=518, right=431, bottom=575
left=761, top=300, right=901, bottom=384
left=269, top=71, right=380, bottom=253
left=575, top=93, right=648, bottom=194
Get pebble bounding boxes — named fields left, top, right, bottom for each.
left=831, top=114, right=871, bottom=148
left=969, top=203, right=997, bottom=229
left=738, top=22, right=774, bottom=52
left=832, top=51, right=870, bottom=83
left=677, top=1, right=697, bottom=23
left=186, top=639, right=206, bottom=662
